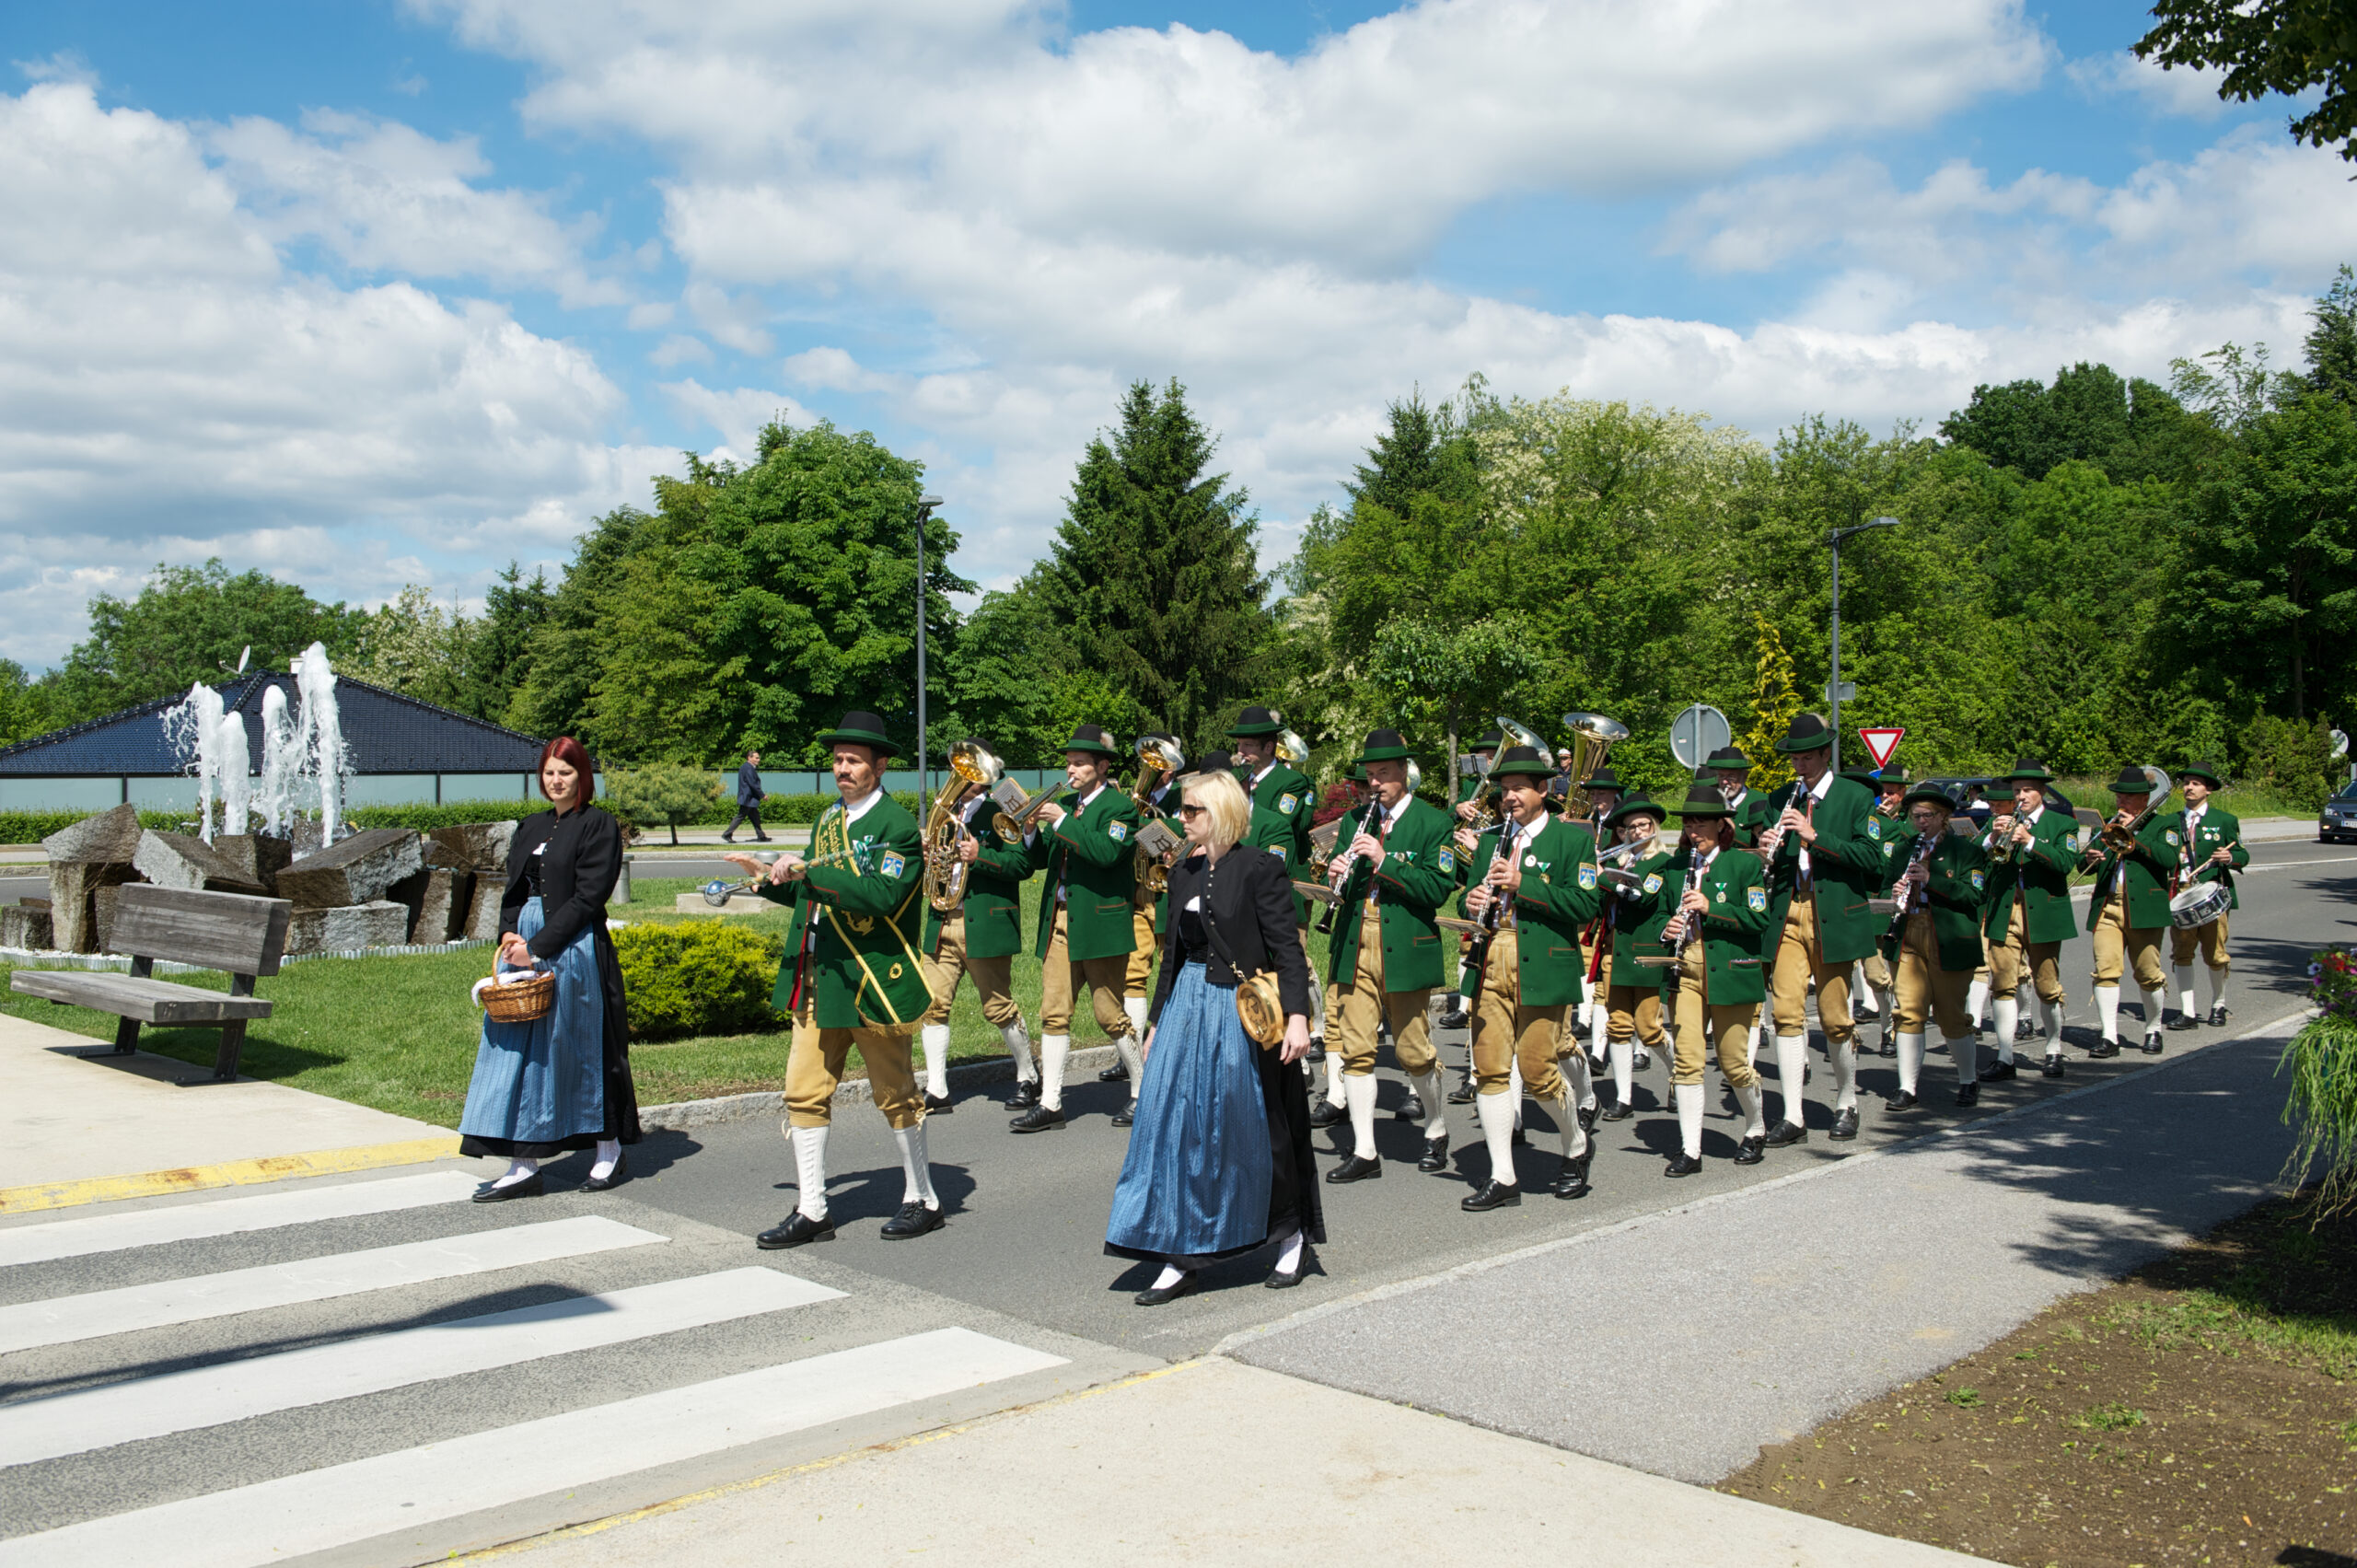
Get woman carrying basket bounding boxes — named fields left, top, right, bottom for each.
left=459, top=737, right=642, bottom=1200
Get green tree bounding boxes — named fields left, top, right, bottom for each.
left=2138, top=1, right=2357, bottom=162
left=2306, top=264, right=2357, bottom=401
left=1365, top=616, right=1542, bottom=798
left=605, top=762, right=723, bottom=844
left=457, top=563, right=552, bottom=726
left=1027, top=379, right=1272, bottom=755
left=0, top=659, right=57, bottom=748
left=346, top=586, right=471, bottom=709
left=1735, top=615, right=1803, bottom=793
left=1939, top=363, right=2202, bottom=482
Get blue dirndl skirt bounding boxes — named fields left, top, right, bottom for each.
left=458, top=896, right=608, bottom=1154
left=1105, top=960, right=1274, bottom=1263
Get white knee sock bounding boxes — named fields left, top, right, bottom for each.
left=1829, top=1035, right=1858, bottom=1111
left=1003, top=1021, right=1036, bottom=1084
left=1966, top=977, right=1990, bottom=1028
left=1324, top=1053, right=1346, bottom=1109
left=1773, top=1033, right=1808, bottom=1128
left=2176, top=964, right=2197, bottom=1019
left=589, top=1139, right=620, bottom=1181
left=1897, top=1031, right=1923, bottom=1094
left=1476, top=1090, right=1518, bottom=1189
left=1991, top=997, right=2018, bottom=1063
left=919, top=1023, right=950, bottom=1098
left=2094, top=984, right=2119, bottom=1044
left=1589, top=1005, right=1608, bottom=1062
left=1411, top=1068, right=1445, bottom=1134
left=1274, top=1221, right=1305, bottom=1275
left=1040, top=1034, right=1069, bottom=1111
left=493, top=1156, right=540, bottom=1190
left=1948, top=1032, right=1977, bottom=1084
left=2039, top=996, right=2062, bottom=1056
left=1733, top=1081, right=1765, bottom=1139
left=2206, top=966, right=2229, bottom=1015
left=1123, top=994, right=1148, bottom=1041
left=2139, top=983, right=2168, bottom=1033
left=1150, top=1262, right=1187, bottom=1291
left=1611, top=1033, right=1634, bottom=1106
left=1116, top=1031, right=1145, bottom=1104
left=1552, top=1089, right=1588, bottom=1159
left=1309, top=979, right=1327, bottom=1033
left=2015, top=981, right=2034, bottom=1016
left=1852, top=965, right=1875, bottom=1016
left=1676, top=1083, right=1704, bottom=1158
left=1562, top=1049, right=1596, bottom=1113
left=1345, top=1074, right=1379, bottom=1161
left=1508, top=1059, right=1525, bottom=1129
left=892, top=1123, right=939, bottom=1209
left=1746, top=1018, right=1761, bottom=1071
left=791, top=1125, right=830, bottom=1222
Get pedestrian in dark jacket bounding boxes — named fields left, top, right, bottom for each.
left=723, top=749, right=770, bottom=842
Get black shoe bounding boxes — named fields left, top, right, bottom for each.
left=2141, top=1030, right=2165, bottom=1055
left=2040, top=1054, right=2066, bottom=1079
left=471, top=1171, right=543, bottom=1203
left=1098, top=1062, right=1130, bottom=1083
left=753, top=834, right=772, bottom=842
left=1009, top=1077, right=1042, bottom=1109
left=1110, top=1104, right=1136, bottom=1128
left=1829, top=1107, right=1859, bottom=1141
left=2167, top=1013, right=2199, bottom=1032
left=1416, top=1135, right=1450, bottom=1172
left=1306, top=1041, right=1326, bottom=1064
left=756, top=1211, right=834, bottom=1249
left=1577, top=1100, right=1599, bottom=1133
left=581, top=1151, right=629, bottom=1191
left=1009, top=1104, right=1065, bottom=1133
left=1438, top=1007, right=1469, bottom=1030
left=1955, top=1081, right=1980, bottom=1108
left=1665, top=1152, right=1704, bottom=1178
left=1549, top=1152, right=1593, bottom=1200
left=1134, top=1272, right=1200, bottom=1307
left=720, top=834, right=734, bottom=843
left=880, top=1201, right=944, bottom=1239
left=1461, top=1179, right=1522, bottom=1212
left=1308, top=1098, right=1348, bottom=1129
left=1631, top=1047, right=1653, bottom=1072
left=2207, top=1004, right=2231, bottom=1028
left=1446, top=1082, right=1477, bottom=1105
left=1511, top=1124, right=1528, bottom=1148
left=1877, top=1036, right=1897, bottom=1059
left=1732, top=1135, right=1765, bottom=1166
left=1763, top=1120, right=1808, bottom=1149
left=1978, top=1059, right=2017, bottom=1082
left=1266, top=1260, right=1307, bottom=1290
left=2015, top=1018, right=2038, bottom=1043
left=1394, top=1098, right=1421, bottom=1121
left=2086, top=1039, right=2119, bottom=1059
left=923, top=1091, right=956, bottom=1113
left=1585, top=1051, right=1608, bottom=1076
left=1598, top=1099, right=1634, bottom=1122
left=1886, top=1090, right=1919, bottom=1111
left=1326, top=1154, right=1383, bottom=1184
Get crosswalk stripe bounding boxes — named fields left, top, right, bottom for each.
left=0, top=1267, right=841, bottom=1468
left=0, top=1215, right=665, bottom=1354
left=0, top=1171, right=485, bottom=1269
left=0, top=1326, right=1068, bottom=1568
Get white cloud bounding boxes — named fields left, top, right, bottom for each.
left=660, top=379, right=819, bottom=461
left=2065, top=50, right=2232, bottom=120
left=648, top=332, right=712, bottom=366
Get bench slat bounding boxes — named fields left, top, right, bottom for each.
left=110, top=886, right=291, bottom=977
left=10, top=970, right=273, bottom=1025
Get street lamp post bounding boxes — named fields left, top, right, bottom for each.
left=1827, top=515, right=1900, bottom=771
left=913, top=495, right=943, bottom=798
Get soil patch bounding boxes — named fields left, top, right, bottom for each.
left=1719, top=1194, right=2357, bottom=1567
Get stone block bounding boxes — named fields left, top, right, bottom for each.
left=94, top=883, right=122, bottom=954
left=0, top=905, right=52, bottom=950
left=278, top=829, right=424, bottom=911
left=462, top=875, right=507, bottom=941
left=290, top=819, right=328, bottom=858
left=42, top=802, right=143, bottom=866
left=401, top=866, right=474, bottom=944
left=212, top=834, right=293, bottom=894
left=134, top=830, right=270, bottom=895
left=285, top=900, right=411, bottom=956
left=426, top=820, right=516, bottom=874
left=46, top=861, right=137, bottom=954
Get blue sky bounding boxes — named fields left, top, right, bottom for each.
left=0, top=1, right=2345, bottom=668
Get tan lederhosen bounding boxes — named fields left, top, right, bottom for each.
left=2170, top=908, right=2229, bottom=971
left=920, top=912, right=1022, bottom=1029
left=2089, top=893, right=2167, bottom=990
left=786, top=994, right=920, bottom=1131
left=1893, top=911, right=1972, bottom=1039
left=1471, top=927, right=1568, bottom=1099
left=1769, top=889, right=1855, bottom=1043
left=1671, top=943, right=1759, bottom=1088
left=1124, top=902, right=1156, bottom=999
left=1335, top=899, right=1436, bottom=1078
left=1039, top=906, right=1134, bottom=1038
left=1986, top=900, right=2064, bottom=1005
left=1861, top=951, right=1892, bottom=991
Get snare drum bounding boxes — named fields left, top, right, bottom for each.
left=2168, top=881, right=2231, bottom=930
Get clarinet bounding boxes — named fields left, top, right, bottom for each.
left=1886, top=832, right=1938, bottom=940
left=1462, top=816, right=1524, bottom=981
left=1315, top=796, right=1387, bottom=935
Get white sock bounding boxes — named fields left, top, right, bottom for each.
left=1675, top=1083, right=1704, bottom=1158
left=1829, top=1034, right=1858, bottom=1110
left=1324, top=1052, right=1346, bottom=1109
left=1150, top=1263, right=1186, bottom=1291
left=1966, top=977, right=1991, bottom=1028
left=1309, top=977, right=1327, bottom=1034
left=1589, top=1005, right=1608, bottom=1062
left=1734, top=1080, right=1765, bottom=1139
left=1508, top=1059, right=1525, bottom=1129
left=1040, top=1034, right=1069, bottom=1111
left=1552, top=1089, right=1588, bottom=1159
left=1116, top=1031, right=1145, bottom=1106
left=1562, top=1048, right=1596, bottom=1113
left=2140, top=984, right=2168, bottom=1034
left=1991, top=998, right=2018, bottom=1063
left=1346, top=1074, right=1379, bottom=1161
left=1610, top=1032, right=1634, bottom=1106
left=1773, top=1032, right=1808, bottom=1128
left=1950, top=1031, right=1978, bottom=1084
left=2176, top=965, right=2197, bottom=1019
left=919, top=1023, right=951, bottom=1098
left=791, top=1125, right=830, bottom=1222
left=2206, top=966, right=2229, bottom=1015
left=1476, top=1090, right=1518, bottom=1189
left=2039, top=996, right=2062, bottom=1056
left=1004, top=1021, right=1037, bottom=1084
left=2016, top=981, right=2033, bottom=1016
left=1897, top=1031, right=1923, bottom=1094
left=492, top=1156, right=540, bottom=1190
left=589, top=1140, right=620, bottom=1181
left=2095, top=984, right=2120, bottom=1044
left=1745, top=1016, right=1762, bottom=1071
left=1852, top=966, right=1874, bottom=1016
left=1123, top=994, right=1148, bottom=1042
left=1411, top=1068, right=1445, bottom=1134
left=892, top=1123, right=940, bottom=1208
left=1274, top=1223, right=1305, bottom=1275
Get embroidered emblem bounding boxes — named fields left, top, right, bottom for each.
left=1642, top=873, right=1663, bottom=894
left=1278, top=793, right=1299, bottom=815
left=1271, top=844, right=1288, bottom=862
left=1865, top=818, right=1883, bottom=841
left=2069, top=830, right=2085, bottom=853
left=2165, top=830, right=2180, bottom=845
left=1715, top=889, right=1727, bottom=902
left=1969, top=868, right=1985, bottom=891
left=1577, top=865, right=1597, bottom=890
left=850, top=915, right=876, bottom=934
left=1437, top=847, right=1456, bottom=874
left=1747, top=886, right=1768, bottom=912
left=879, top=852, right=905, bottom=879
left=1108, top=819, right=1128, bottom=843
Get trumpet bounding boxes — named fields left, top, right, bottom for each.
left=2096, top=765, right=2171, bottom=858
left=1130, top=734, right=1189, bottom=895
left=923, top=739, right=1003, bottom=914
left=988, top=772, right=1068, bottom=836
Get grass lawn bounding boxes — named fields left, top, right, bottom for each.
left=1, top=878, right=1341, bottom=1127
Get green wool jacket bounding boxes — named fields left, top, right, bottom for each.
left=1603, top=845, right=1678, bottom=969
left=1327, top=795, right=1457, bottom=993
left=759, top=793, right=931, bottom=1029
left=2156, top=804, right=2248, bottom=912
left=920, top=800, right=1036, bottom=960
left=1029, top=784, right=1142, bottom=962
left=1458, top=813, right=1602, bottom=1008
left=1979, top=806, right=2084, bottom=945
left=1241, top=761, right=1316, bottom=925
left=1892, top=828, right=1990, bottom=971
left=1719, top=785, right=1772, bottom=849
left=1867, top=803, right=1911, bottom=959
left=1760, top=774, right=1887, bottom=965
left=1658, top=844, right=1773, bottom=1006
left=2089, top=813, right=2176, bottom=930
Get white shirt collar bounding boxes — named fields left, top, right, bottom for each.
left=840, top=787, right=884, bottom=824
left=1077, top=782, right=1106, bottom=808
left=2185, top=800, right=2207, bottom=822
left=1805, top=771, right=1833, bottom=802
left=1248, top=761, right=1275, bottom=788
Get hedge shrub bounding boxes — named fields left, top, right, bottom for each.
left=612, top=921, right=784, bottom=1040
left=0, top=791, right=925, bottom=845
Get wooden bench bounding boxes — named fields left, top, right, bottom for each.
left=9, top=884, right=292, bottom=1082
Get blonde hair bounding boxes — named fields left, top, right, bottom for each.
left=1182, top=769, right=1251, bottom=850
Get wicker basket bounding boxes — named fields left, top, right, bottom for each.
left=482, top=967, right=556, bottom=1024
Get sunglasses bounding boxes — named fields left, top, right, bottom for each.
left=1177, top=804, right=1207, bottom=819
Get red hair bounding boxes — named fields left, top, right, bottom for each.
left=538, top=736, right=597, bottom=801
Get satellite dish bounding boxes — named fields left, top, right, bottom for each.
left=236, top=645, right=250, bottom=674
left=1668, top=704, right=1732, bottom=771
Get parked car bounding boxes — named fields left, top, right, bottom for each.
left=2321, top=778, right=2357, bottom=843
left=1922, top=777, right=1993, bottom=830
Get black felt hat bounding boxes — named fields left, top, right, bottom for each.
left=1902, top=782, right=1960, bottom=813
left=1673, top=783, right=1734, bottom=818
left=2179, top=759, right=2227, bottom=788
left=1991, top=755, right=2056, bottom=785
left=1470, top=726, right=1504, bottom=751
left=1774, top=713, right=1837, bottom=755
left=1705, top=745, right=1752, bottom=771
left=1194, top=749, right=1235, bottom=775
left=815, top=711, right=896, bottom=754
left=1605, top=796, right=1666, bottom=830
left=1356, top=728, right=1415, bottom=764
left=1061, top=724, right=1122, bottom=759
left=1584, top=766, right=1623, bottom=795
left=1492, top=745, right=1551, bottom=783
left=1226, top=706, right=1284, bottom=738
left=2104, top=765, right=2159, bottom=796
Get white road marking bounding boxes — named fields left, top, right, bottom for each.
left=0, top=1172, right=485, bottom=1269
left=0, top=1216, right=665, bottom=1354
left=0, top=1267, right=838, bottom=1468
left=0, top=1327, right=1068, bottom=1568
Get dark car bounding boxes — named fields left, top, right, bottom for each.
left=1922, top=777, right=1993, bottom=830
left=2322, top=778, right=2357, bottom=843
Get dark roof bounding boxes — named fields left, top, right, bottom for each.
left=0, top=673, right=545, bottom=777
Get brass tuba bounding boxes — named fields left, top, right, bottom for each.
left=1464, top=717, right=1546, bottom=832
left=923, top=739, right=1004, bottom=913
left=1131, top=734, right=1188, bottom=895
left=1274, top=726, right=1311, bottom=769
left=1558, top=712, right=1631, bottom=819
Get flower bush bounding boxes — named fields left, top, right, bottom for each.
left=2280, top=946, right=2357, bottom=1214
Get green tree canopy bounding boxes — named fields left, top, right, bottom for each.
left=2138, top=1, right=2357, bottom=162
left=1938, top=363, right=2203, bottom=482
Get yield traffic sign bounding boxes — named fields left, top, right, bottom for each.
left=1858, top=726, right=1904, bottom=768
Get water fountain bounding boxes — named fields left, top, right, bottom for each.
left=217, top=708, right=252, bottom=842
left=293, top=642, right=347, bottom=843
left=162, top=682, right=227, bottom=842
left=260, top=685, right=299, bottom=837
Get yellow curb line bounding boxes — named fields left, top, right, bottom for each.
left=0, top=1135, right=465, bottom=1214
left=452, top=1359, right=1201, bottom=1562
